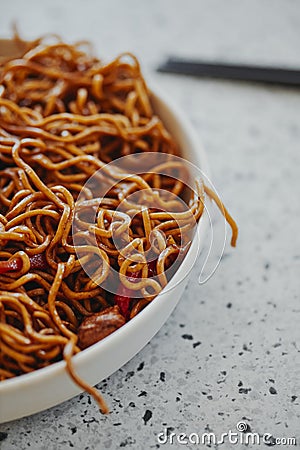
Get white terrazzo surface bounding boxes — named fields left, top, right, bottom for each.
left=0, top=1, right=299, bottom=449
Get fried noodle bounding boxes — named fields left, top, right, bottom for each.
left=0, top=35, right=238, bottom=413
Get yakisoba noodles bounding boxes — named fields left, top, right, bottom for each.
left=0, top=35, right=238, bottom=413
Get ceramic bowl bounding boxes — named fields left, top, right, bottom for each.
left=0, top=85, right=209, bottom=423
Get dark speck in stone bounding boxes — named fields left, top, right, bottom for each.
left=205, top=424, right=213, bottom=433
left=226, top=302, right=232, bottom=308
left=265, top=435, right=277, bottom=446
left=238, top=381, right=243, bottom=387
left=70, top=427, right=77, bottom=435
left=137, top=362, right=144, bottom=371
left=269, top=387, right=277, bottom=395
left=242, top=423, right=252, bottom=433
left=291, top=396, right=297, bottom=402
left=176, top=397, right=181, bottom=402
left=0, top=432, right=8, bottom=441
left=193, top=341, right=201, bottom=348
left=166, top=427, right=175, bottom=437
left=265, top=263, right=270, bottom=269
left=125, top=371, right=135, bottom=381
left=273, top=343, right=281, bottom=348
left=120, top=437, right=136, bottom=447
left=243, top=343, right=251, bottom=352
left=269, top=378, right=275, bottom=383
left=221, top=371, right=227, bottom=375
left=179, top=324, right=185, bottom=328
left=143, top=409, right=152, bottom=425
left=239, top=388, right=251, bottom=394
left=113, top=423, right=122, bottom=426
left=207, top=395, right=213, bottom=400
left=83, top=417, right=99, bottom=424
left=160, top=372, right=165, bottom=382
left=182, top=334, right=193, bottom=340
left=138, top=391, right=147, bottom=397
left=238, top=352, right=244, bottom=356
left=129, top=402, right=135, bottom=408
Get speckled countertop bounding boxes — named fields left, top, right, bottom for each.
left=0, top=1, right=300, bottom=449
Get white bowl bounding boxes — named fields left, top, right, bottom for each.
left=0, top=85, right=209, bottom=423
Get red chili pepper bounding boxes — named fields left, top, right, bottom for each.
left=114, top=270, right=139, bottom=320
left=0, top=258, right=22, bottom=274
left=114, top=260, right=157, bottom=320
left=114, top=292, right=131, bottom=320
left=0, top=253, right=48, bottom=274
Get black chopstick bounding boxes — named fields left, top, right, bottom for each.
left=157, top=57, right=300, bottom=87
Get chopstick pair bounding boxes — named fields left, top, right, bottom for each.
left=157, top=57, right=300, bottom=87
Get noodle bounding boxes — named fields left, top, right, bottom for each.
left=0, top=35, right=237, bottom=413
